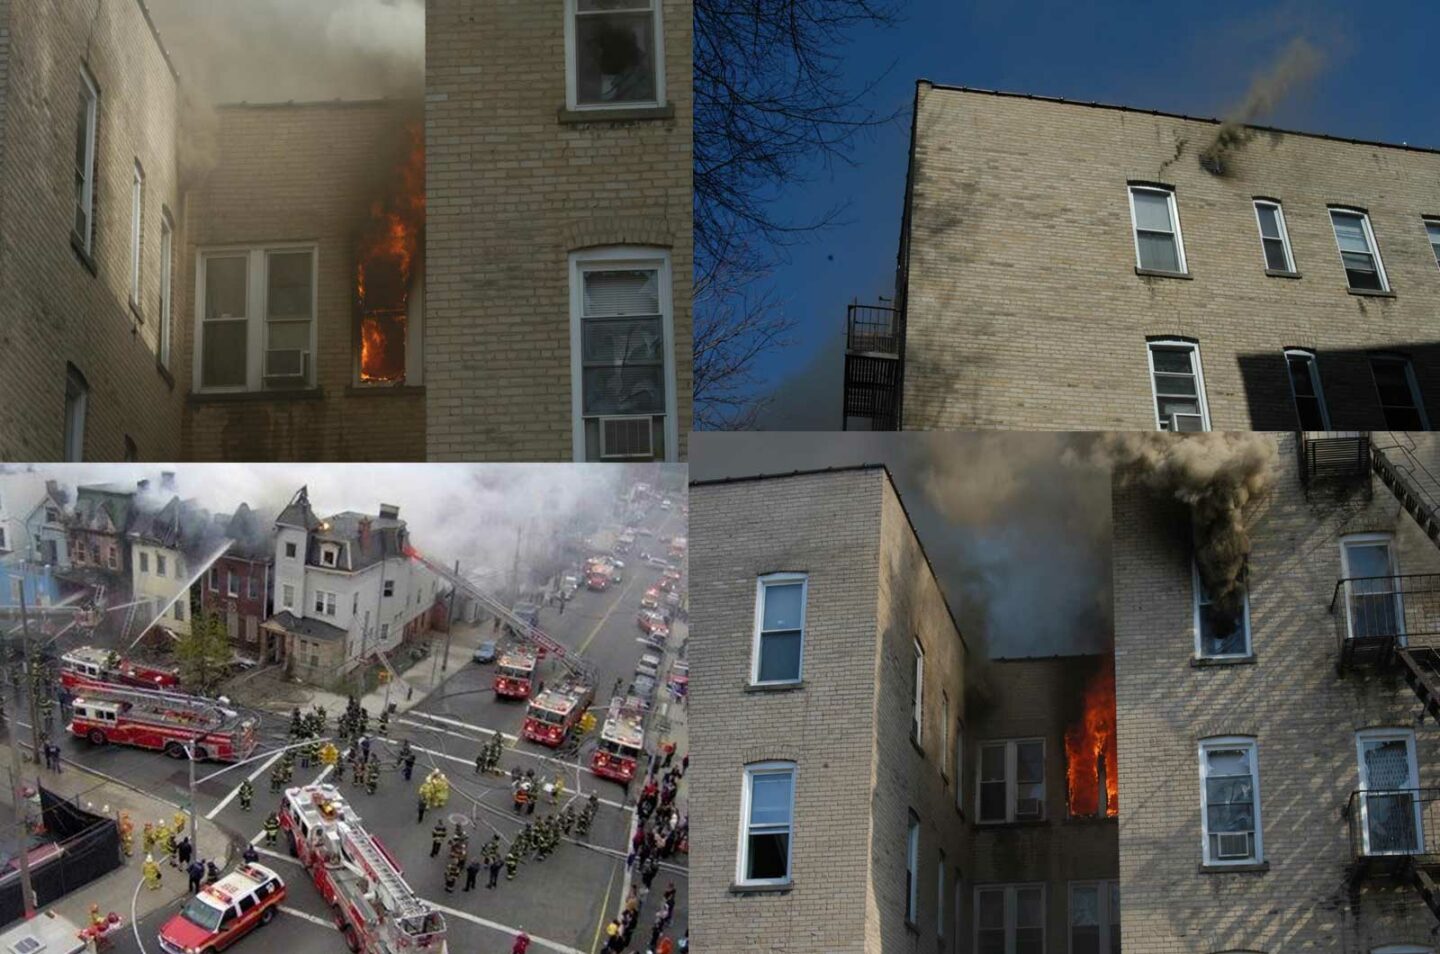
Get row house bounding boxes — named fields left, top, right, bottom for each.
left=0, top=475, right=68, bottom=606
left=128, top=493, right=212, bottom=637
left=199, top=505, right=277, bottom=663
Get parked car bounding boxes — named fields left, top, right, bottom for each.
left=158, top=863, right=285, bottom=954
left=630, top=673, right=657, bottom=704
left=473, top=640, right=498, bottom=664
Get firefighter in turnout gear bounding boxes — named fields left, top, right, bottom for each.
left=431, top=820, right=447, bottom=858
left=280, top=751, right=295, bottom=784
left=365, top=758, right=379, bottom=795
left=142, top=821, right=156, bottom=855
left=142, top=854, right=162, bottom=890
left=118, top=812, right=134, bottom=856
left=443, top=857, right=460, bottom=893
left=378, top=708, right=390, bottom=736
left=264, top=812, right=280, bottom=847
left=505, top=846, right=519, bottom=880
left=238, top=779, right=253, bottom=812
left=561, top=805, right=576, bottom=835
left=575, top=806, right=592, bottom=839
left=269, top=763, right=284, bottom=794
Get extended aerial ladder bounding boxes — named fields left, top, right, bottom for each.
left=404, top=545, right=596, bottom=681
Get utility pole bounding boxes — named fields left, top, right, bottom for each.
left=12, top=592, right=37, bottom=919
left=440, top=561, right=458, bottom=673
left=18, top=593, right=40, bottom=765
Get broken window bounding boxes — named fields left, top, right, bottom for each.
left=1284, top=349, right=1330, bottom=431
left=198, top=247, right=316, bottom=392
left=1199, top=738, right=1261, bottom=865
left=572, top=250, right=674, bottom=462
left=73, top=69, right=99, bottom=255
left=1127, top=185, right=1186, bottom=273
left=1147, top=340, right=1208, bottom=432
left=1194, top=560, right=1250, bottom=658
left=1330, top=209, right=1388, bottom=291
left=1369, top=355, right=1429, bottom=430
left=569, top=0, right=661, bottom=109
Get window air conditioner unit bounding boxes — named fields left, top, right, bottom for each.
left=1215, top=833, right=1250, bottom=859
left=265, top=349, right=308, bottom=379
left=600, top=416, right=655, bottom=460
left=1170, top=412, right=1205, bottom=433
left=1014, top=798, right=1043, bottom=820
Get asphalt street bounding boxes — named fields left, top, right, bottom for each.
left=22, top=500, right=689, bottom=954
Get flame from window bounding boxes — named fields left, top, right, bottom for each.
left=1064, top=662, right=1118, bottom=817
left=358, top=122, right=425, bottom=383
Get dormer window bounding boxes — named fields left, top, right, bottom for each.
left=320, top=543, right=339, bottom=568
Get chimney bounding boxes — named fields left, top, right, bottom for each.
left=358, top=516, right=372, bottom=553
left=137, top=479, right=150, bottom=492
left=161, top=471, right=177, bottom=491
left=45, top=479, right=58, bottom=497
left=378, top=504, right=400, bottom=521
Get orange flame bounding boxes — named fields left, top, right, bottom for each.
left=358, top=121, right=425, bottom=383
left=1064, top=662, right=1118, bottom=817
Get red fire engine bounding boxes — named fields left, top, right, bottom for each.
left=494, top=647, right=538, bottom=700
left=279, top=784, right=446, bottom=954
left=522, top=679, right=595, bottom=747
left=60, top=645, right=181, bottom=692
left=69, top=683, right=256, bottom=762
left=590, top=696, right=645, bottom=784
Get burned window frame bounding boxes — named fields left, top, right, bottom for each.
left=1191, top=558, right=1252, bottom=660
left=568, top=246, right=678, bottom=463
left=194, top=244, right=319, bottom=394
left=563, top=0, right=666, bottom=112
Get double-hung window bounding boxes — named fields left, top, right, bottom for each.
left=1285, top=349, right=1331, bottom=430
left=737, top=762, right=794, bottom=886
left=1069, top=881, right=1120, bottom=954
left=1253, top=199, right=1295, bottom=273
left=129, top=162, right=144, bottom=308
left=1128, top=186, right=1186, bottom=273
left=63, top=364, right=88, bottom=462
left=159, top=211, right=174, bottom=367
left=227, top=572, right=239, bottom=598
left=314, top=590, right=337, bottom=617
left=565, top=0, right=664, bottom=110
left=1370, top=355, right=1430, bottom=430
left=975, top=884, right=1044, bottom=954
left=1330, top=208, right=1389, bottom=291
left=977, top=739, right=1045, bottom=823
left=570, top=248, right=676, bottom=462
left=196, top=246, right=317, bottom=392
left=1147, top=340, right=1209, bottom=431
left=750, top=573, right=805, bottom=685
left=906, top=812, right=920, bottom=925
left=1199, top=737, right=1262, bottom=865
left=73, top=69, right=99, bottom=256
left=911, top=639, right=925, bottom=746
left=1425, top=218, right=1440, bottom=269
left=1194, top=560, right=1250, bottom=659
left=1356, top=729, right=1423, bottom=857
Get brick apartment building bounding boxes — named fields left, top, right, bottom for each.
left=844, top=84, right=1440, bottom=433
left=691, top=466, right=1119, bottom=953
left=200, top=504, right=275, bottom=661
left=0, top=0, right=690, bottom=463
left=426, top=0, right=692, bottom=462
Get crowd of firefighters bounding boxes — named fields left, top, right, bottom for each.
left=136, top=810, right=224, bottom=893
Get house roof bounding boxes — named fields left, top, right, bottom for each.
left=130, top=495, right=213, bottom=555
left=72, top=486, right=137, bottom=535
left=266, top=611, right=347, bottom=642
left=275, top=487, right=322, bottom=531
left=317, top=511, right=408, bottom=572
left=219, top=504, right=272, bottom=561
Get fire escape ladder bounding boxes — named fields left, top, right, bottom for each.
left=1372, top=443, right=1440, bottom=550
left=1398, top=647, right=1440, bottom=724
left=1409, top=861, right=1440, bottom=923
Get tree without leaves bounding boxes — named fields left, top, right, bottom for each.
left=694, top=0, right=900, bottom=427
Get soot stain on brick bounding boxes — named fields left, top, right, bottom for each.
left=1157, top=136, right=1188, bottom=179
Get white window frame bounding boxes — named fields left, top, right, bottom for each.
left=156, top=554, right=167, bottom=577
left=1329, top=208, right=1390, bottom=292
left=1146, top=339, right=1211, bottom=432
left=955, top=726, right=965, bottom=814
left=63, top=365, right=88, bottom=462
left=1068, top=881, right=1120, bottom=954
left=748, top=572, right=806, bottom=687
left=1192, top=559, right=1251, bottom=659
left=977, top=738, right=1046, bottom=824
left=314, top=590, right=337, bottom=617
left=563, top=0, right=666, bottom=112
left=1252, top=199, right=1296, bottom=273
left=320, top=544, right=338, bottom=568
left=1341, top=533, right=1404, bottom=643
left=735, top=761, right=795, bottom=888
left=74, top=68, right=99, bottom=255
left=129, top=162, right=145, bottom=308
left=974, top=884, right=1046, bottom=954
left=1369, top=355, right=1431, bottom=431
left=281, top=583, right=295, bottom=610
left=193, top=244, right=319, bottom=393
left=568, top=247, right=678, bottom=463
left=940, top=692, right=950, bottom=782
left=159, top=211, right=174, bottom=368
left=227, top=572, right=239, bottom=598
left=1425, top=217, right=1440, bottom=270
left=912, top=639, right=925, bottom=746
left=1198, top=736, right=1262, bottom=866
left=1355, top=728, right=1423, bottom=857
left=906, top=811, right=920, bottom=925
left=1127, top=185, right=1187, bottom=273
left=1284, top=348, right=1331, bottom=430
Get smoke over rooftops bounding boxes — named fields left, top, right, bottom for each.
left=1199, top=37, right=1325, bottom=175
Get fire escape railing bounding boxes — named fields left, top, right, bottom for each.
left=846, top=304, right=899, bottom=356
left=1346, top=788, right=1440, bottom=867
left=1331, top=573, right=1440, bottom=673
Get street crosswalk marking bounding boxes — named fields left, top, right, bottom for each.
left=402, top=741, right=630, bottom=812
left=279, top=905, right=334, bottom=928
left=426, top=900, right=586, bottom=954
left=205, top=750, right=284, bottom=819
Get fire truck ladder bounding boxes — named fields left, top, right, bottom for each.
left=1372, top=440, right=1440, bottom=550
left=340, top=822, right=430, bottom=920
left=406, top=550, right=596, bottom=680
left=81, top=683, right=231, bottom=730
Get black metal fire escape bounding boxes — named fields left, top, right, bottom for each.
left=842, top=303, right=902, bottom=431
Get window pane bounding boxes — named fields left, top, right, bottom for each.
left=1152, top=372, right=1197, bottom=397
left=1206, top=748, right=1250, bottom=777
left=977, top=890, right=1004, bottom=929
left=1015, top=929, right=1044, bottom=954
left=757, top=631, right=802, bottom=682
left=268, top=252, right=313, bottom=319
left=1132, top=191, right=1173, bottom=232
left=1016, top=742, right=1044, bottom=784
left=583, top=269, right=659, bottom=317
left=583, top=316, right=664, bottom=364
left=762, top=582, right=804, bottom=631
left=1137, top=231, right=1180, bottom=272
left=267, top=320, right=310, bottom=351
left=1287, top=355, right=1318, bottom=399
left=575, top=11, right=657, bottom=105
left=206, top=257, right=248, bottom=320
left=1016, top=887, right=1043, bottom=927
left=1331, top=212, right=1371, bottom=253
left=1151, top=349, right=1193, bottom=375
left=979, top=780, right=1006, bottom=821
left=1427, top=222, right=1440, bottom=264
left=1262, top=236, right=1289, bottom=271
left=749, top=772, right=793, bottom=826
left=203, top=320, right=248, bottom=388
left=1256, top=204, right=1281, bottom=239
left=746, top=832, right=789, bottom=880
left=980, top=745, right=1006, bottom=781
left=1342, top=252, right=1383, bottom=290
left=1071, top=886, right=1100, bottom=926
left=583, top=365, right=666, bottom=415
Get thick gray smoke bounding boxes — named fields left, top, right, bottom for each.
left=1199, top=37, right=1324, bottom=175
left=1092, top=433, right=1276, bottom=617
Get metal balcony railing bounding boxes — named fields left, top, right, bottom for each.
left=846, top=304, right=899, bottom=356
left=1297, top=432, right=1370, bottom=485
left=1346, top=788, right=1440, bottom=868
left=1331, top=574, right=1440, bottom=672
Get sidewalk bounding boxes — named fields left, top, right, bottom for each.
left=0, top=741, right=231, bottom=928
left=230, top=621, right=488, bottom=718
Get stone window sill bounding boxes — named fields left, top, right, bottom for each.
left=1135, top=267, right=1193, bottom=280
left=1264, top=269, right=1302, bottom=279
left=557, top=104, right=674, bottom=125
left=1199, top=861, right=1269, bottom=874
left=729, top=881, right=793, bottom=895
left=1347, top=287, right=1396, bottom=299
left=973, top=819, right=1050, bottom=831
left=744, top=680, right=804, bottom=695
left=344, top=385, right=427, bottom=398
left=1191, top=654, right=1257, bottom=668
left=188, top=388, right=324, bottom=405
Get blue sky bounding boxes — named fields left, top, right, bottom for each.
left=748, top=0, right=1440, bottom=428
